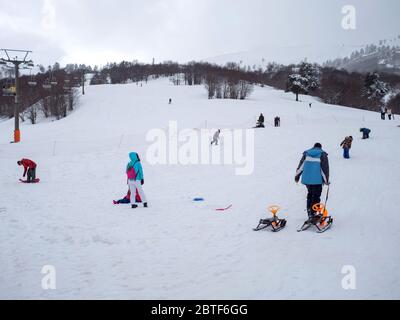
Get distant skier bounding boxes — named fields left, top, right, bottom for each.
left=295, top=143, right=330, bottom=220
left=381, top=106, right=387, bottom=120
left=340, top=136, right=353, bottom=159
left=211, top=129, right=221, bottom=146
left=360, top=128, right=371, bottom=140
left=255, top=113, right=265, bottom=128
left=309, top=103, right=312, bottom=108
left=126, top=152, right=148, bottom=209
left=387, top=108, right=393, bottom=120
left=17, top=158, right=37, bottom=183
left=169, top=98, right=172, bottom=104
left=274, top=116, right=281, bottom=127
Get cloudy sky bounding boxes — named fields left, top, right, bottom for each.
left=0, top=0, right=399, bottom=67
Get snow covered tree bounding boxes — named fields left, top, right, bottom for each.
left=362, top=72, right=390, bottom=107
left=287, top=62, right=320, bottom=101
left=299, top=62, right=321, bottom=92
left=287, top=74, right=308, bottom=101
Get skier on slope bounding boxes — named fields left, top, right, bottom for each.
left=17, top=158, right=37, bottom=183
left=126, top=152, right=148, bottom=209
left=211, top=129, right=221, bottom=146
left=340, top=136, right=353, bottom=159
left=295, top=143, right=330, bottom=220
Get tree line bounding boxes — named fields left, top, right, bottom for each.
left=0, top=65, right=83, bottom=123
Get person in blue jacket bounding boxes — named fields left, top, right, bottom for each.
left=126, top=152, right=148, bottom=209
left=295, top=143, right=330, bottom=219
left=360, top=128, right=371, bottom=140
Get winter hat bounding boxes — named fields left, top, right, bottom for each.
left=314, top=143, right=322, bottom=149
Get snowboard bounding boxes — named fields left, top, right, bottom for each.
left=19, top=178, right=40, bottom=183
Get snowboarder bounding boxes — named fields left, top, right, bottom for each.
left=126, top=152, right=148, bottom=209
left=17, top=158, right=37, bottom=183
left=360, top=128, right=371, bottom=140
left=295, top=143, right=330, bottom=219
left=211, top=129, right=221, bottom=146
left=274, top=116, right=281, bottom=127
left=387, top=108, right=393, bottom=120
left=381, top=106, right=387, bottom=120
left=113, top=189, right=142, bottom=205
left=255, top=113, right=265, bottom=128
left=340, top=136, right=353, bottom=159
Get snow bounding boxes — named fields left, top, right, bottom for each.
left=1, top=78, right=400, bottom=299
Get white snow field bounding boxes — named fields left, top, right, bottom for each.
left=1, top=78, right=400, bottom=299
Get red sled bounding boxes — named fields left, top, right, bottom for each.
left=216, top=204, right=232, bottom=211
left=19, top=178, right=40, bottom=183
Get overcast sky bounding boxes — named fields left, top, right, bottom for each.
left=0, top=0, right=399, bottom=67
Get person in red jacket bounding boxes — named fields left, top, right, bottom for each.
left=17, top=159, right=37, bottom=183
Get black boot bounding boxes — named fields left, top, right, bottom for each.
left=131, top=204, right=138, bottom=209
left=144, top=203, right=148, bottom=208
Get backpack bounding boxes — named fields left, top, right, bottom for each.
left=127, top=167, right=137, bottom=180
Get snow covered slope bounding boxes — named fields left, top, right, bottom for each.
left=1, top=78, right=400, bottom=299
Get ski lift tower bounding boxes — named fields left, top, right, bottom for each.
left=0, top=49, right=34, bottom=143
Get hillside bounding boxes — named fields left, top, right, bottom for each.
left=1, top=78, right=400, bottom=299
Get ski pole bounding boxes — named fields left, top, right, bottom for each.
left=324, top=184, right=330, bottom=208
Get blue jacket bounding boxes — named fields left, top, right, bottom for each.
left=126, top=152, right=144, bottom=181
left=296, top=148, right=329, bottom=185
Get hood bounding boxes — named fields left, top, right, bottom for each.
left=129, top=152, right=139, bottom=163
left=306, top=148, right=322, bottom=158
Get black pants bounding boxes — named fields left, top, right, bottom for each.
left=27, top=168, right=36, bottom=183
left=306, top=185, right=322, bottom=216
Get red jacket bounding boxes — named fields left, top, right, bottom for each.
left=20, top=159, right=36, bottom=176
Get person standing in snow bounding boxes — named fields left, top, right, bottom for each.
left=169, top=98, right=172, bottom=104
left=387, top=108, right=393, bottom=120
left=211, top=129, right=221, bottom=146
left=255, top=113, right=265, bottom=128
left=381, top=106, right=387, bottom=120
left=360, top=128, right=371, bottom=140
left=17, top=158, right=37, bottom=183
left=274, top=116, right=281, bottom=127
left=340, top=136, right=353, bottom=159
left=295, top=143, right=330, bottom=219
left=126, top=152, right=147, bottom=209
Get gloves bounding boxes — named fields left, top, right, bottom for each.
left=141, top=179, right=144, bottom=185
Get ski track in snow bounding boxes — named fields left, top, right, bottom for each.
left=0, top=78, right=399, bottom=299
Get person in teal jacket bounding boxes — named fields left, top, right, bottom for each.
left=295, top=143, right=330, bottom=219
left=126, top=152, right=148, bottom=208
